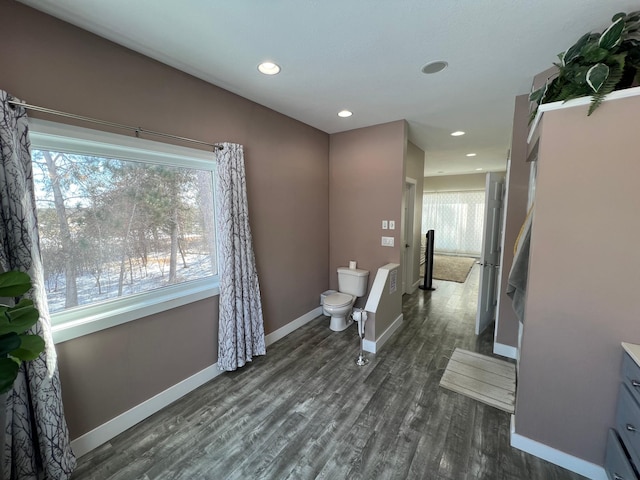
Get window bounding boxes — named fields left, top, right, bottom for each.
left=422, top=190, right=485, bottom=256
left=29, top=119, right=219, bottom=343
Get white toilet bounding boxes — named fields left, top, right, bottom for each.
left=322, top=267, right=369, bottom=331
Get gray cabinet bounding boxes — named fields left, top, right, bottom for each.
left=606, top=348, right=640, bottom=480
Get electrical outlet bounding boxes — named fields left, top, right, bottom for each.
left=382, top=220, right=388, bottom=229
left=389, top=220, right=395, bottom=230
left=381, top=236, right=394, bottom=247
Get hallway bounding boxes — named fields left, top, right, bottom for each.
left=73, top=266, right=585, bottom=479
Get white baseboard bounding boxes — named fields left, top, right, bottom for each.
left=72, top=306, right=322, bottom=458
left=265, top=307, right=323, bottom=346
left=363, top=313, right=403, bottom=354
left=510, top=416, right=606, bottom=480
left=363, top=339, right=376, bottom=353
left=71, top=363, right=223, bottom=458
left=493, top=342, right=518, bottom=360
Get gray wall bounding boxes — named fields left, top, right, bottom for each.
left=494, top=95, right=531, bottom=350
left=0, top=1, right=329, bottom=439
left=514, top=94, right=640, bottom=465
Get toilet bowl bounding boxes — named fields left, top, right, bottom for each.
left=323, top=292, right=356, bottom=331
left=322, top=267, right=369, bottom=332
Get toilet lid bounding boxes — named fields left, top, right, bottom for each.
left=324, top=292, right=353, bottom=307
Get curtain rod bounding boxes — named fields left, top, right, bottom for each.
left=7, top=99, right=223, bottom=152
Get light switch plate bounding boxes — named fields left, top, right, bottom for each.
left=389, top=220, right=395, bottom=230
left=381, top=236, right=394, bottom=247
left=382, top=220, right=388, bottom=229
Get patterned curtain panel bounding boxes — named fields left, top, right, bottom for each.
left=0, top=91, right=75, bottom=478
left=215, top=143, right=266, bottom=371
left=422, top=190, right=485, bottom=256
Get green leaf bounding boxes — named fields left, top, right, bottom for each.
left=0, top=333, right=21, bottom=356
left=529, top=84, right=546, bottom=103
left=0, top=357, right=20, bottom=394
left=581, top=43, right=610, bottom=63
left=0, top=305, right=39, bottom=336
left=563, top=32, right=592, bottom=65
left=586, top=63, right=610, bottom=92
left=0, top=271, right=31, bottom=298
left=13, top=298, right=34, bottom=309
left=599, top=17, right=625, bottom=50
left=12, top=335, right=45, bottom=361
left=612, top=12, right=626, bottom=22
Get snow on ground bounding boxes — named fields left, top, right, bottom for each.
left=45, top=253, right=215, bottom=313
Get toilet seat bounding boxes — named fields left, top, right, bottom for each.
left=323, top=292, right=353, bottom=308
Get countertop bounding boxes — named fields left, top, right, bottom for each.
left=622, top=342, right=640, bottom=367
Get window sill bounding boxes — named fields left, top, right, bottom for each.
left=51, top=279, right=219, bottom=344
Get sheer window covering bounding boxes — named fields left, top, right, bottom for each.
left=421, top=190, right=485, bottom=257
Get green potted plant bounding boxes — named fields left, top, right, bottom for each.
left=0, top=271, right=45, bottom=394
left=530, top=11, right=640, bottom=120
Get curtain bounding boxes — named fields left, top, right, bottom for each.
left=422, top=190, right=485, bottom=256
left=214, top=143, right=265, bottom=371
left=0, top=91, right=75, bottom=479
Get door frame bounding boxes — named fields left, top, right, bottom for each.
left=402, top=177, right=417, bottom=294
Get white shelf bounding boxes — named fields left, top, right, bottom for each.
left=527, top=86, right=640, bottom=144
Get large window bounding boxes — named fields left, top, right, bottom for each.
left=422, top=190, right=485, bottom=256
left=30, top=120, right=219, bottom=342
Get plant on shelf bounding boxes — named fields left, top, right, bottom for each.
left=529, top=11, right=640, bottom=121
left=0, top=271, right=45, bottom=394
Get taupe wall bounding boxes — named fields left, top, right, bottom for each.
left=514, top=95, right=640, bottom=465
left=328, top=121, right=406, bottom=306
left=0, top=2, right=329, bottom=439
left=494, top=95, right=531, bottom=349
left=56, top=298, right=218, bottom=435
left=423, top=173, right=488, bottom=192
left=404, top=142, right=425, bottom=290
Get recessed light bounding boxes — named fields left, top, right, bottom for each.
left=450, top=131, right=465, bottom=136
left=258, top=62, right=280, bottom=75
left=475, top=168, right=483, bottom=171
left=337, top=110, right=353, bottom=118
left=466, top=153, right=477, bottom=157
left=421, top=61, right=448, bottom=74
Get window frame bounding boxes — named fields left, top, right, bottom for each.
left=29, top=119, right=220, bottom=344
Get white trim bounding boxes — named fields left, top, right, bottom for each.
left=264, top=307, right=323, bottom=346
left=71, top=363, right=223, bottom=458
left=510, top=416, right=606, bottom=480
left=363, top=313, right=403, bottom=353
left=493, top=342, right=518, bottom=360
left=53, top=281, right=219, bottom=344
left=411, top=279, right=421, bottom=291
left=527, top=85, right=640, bottom=144
left=29, top=118, right=216, bottom=169
left=363, top=339, right=376, bottom=353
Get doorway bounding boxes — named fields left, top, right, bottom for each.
left=402, top=178, right=417, bottom=294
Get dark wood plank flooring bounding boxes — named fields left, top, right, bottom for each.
left=72, top=265, right=586, bottom=479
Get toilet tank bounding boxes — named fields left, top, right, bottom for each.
left=337, top=267, right=369, bottom=297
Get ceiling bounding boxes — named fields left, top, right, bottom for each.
left=18, top=0, right=640, bottom=176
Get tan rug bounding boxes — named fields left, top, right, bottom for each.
left=421, top=255, right=476, bottom=283
left=439, top=348, right=516, bottom=413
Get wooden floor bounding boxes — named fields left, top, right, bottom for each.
left=73, top=265, right=586, bottom=480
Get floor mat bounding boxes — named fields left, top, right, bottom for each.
left=439, top=348, right=516, bottom=413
